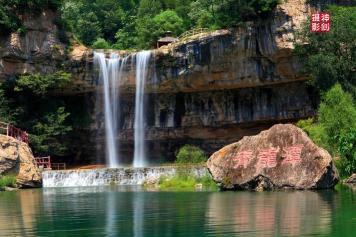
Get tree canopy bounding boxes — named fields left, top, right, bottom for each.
left=295, top=5, right=356, bottom=97
left=60, top=0, right=279, bottom=49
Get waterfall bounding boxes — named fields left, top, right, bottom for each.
left=94, top=52, right=128, bottom=167
left=94, top=50, right=150, bottom=167
left=133, top=51, right=151, bottom=167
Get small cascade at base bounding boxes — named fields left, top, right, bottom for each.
left=42, top=166, right=208, bottom=187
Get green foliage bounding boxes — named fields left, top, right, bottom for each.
left=158, top=173, right=217, bottom=191
left=0, top=69, right=89, bottom=159
left=30, top=107, right=72, bottom=156
left=297, top=118, right=327, bottom=148
left=0, top=175, right=17, bottom=190
left=92, top=38, right=110, bottom=49
left=294, top=6, right=356, bottom=97
left=176, top=145, right=207, bottom=164
left=61, top=0, right=279, bottom=49
left=62, top=0, right=124, bottom=46
left=189, top=0, right=279, bottom=29
left=318, top=84, right=356, bottom=149
left=0, top=89, right=15, bottom=123
left=136, top=10, right=184, bottom=48
left=15, top=71, right=71, bottom=95
left=297, top=84, right=356, bottom=177
left=336, top=129, right=356, bottom=177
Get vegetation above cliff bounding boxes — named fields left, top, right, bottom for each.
left=61, top=0, right=279, bottom=49
left=295, top=5, right=356, bottom=97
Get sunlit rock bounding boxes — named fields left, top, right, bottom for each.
left=207, top=124, right=339, bottom=190
left=0, top=135, right=41, bottom=188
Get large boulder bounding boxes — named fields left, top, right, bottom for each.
left=0, top=135, right=41, bottom=188
left=207, top=124, right=339, bottom=190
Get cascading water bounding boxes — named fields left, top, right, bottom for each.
left=94, top=50, right=150, bottom=167
left=133, top=51, right=151, bottom=167
left=94, top=52, right=128, bottom=167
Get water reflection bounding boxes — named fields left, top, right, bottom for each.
left=0, top=186, right=355, bottom=236
left=0, top=189, right=41, bottom=237
left=133, top=191, right=143, bottom=237
left=206, top=191, right=333, bottom=236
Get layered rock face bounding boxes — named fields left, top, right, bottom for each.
left=0, top=10, right=66, bottom=78
left=0, top=135, right=41, bottom=188
left=93, top=0, right=319, bottom=162
left=207, top=124, right=339, bottom=190
left=1, top=0, right=343, bottom=163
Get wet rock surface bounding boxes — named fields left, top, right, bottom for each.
left=344, top=174, right=356, bottom=184
left=207, top=124, right=339, bottom=190
left=0, top=135, right=42, bottom=188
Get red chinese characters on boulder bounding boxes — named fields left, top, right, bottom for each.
left=281, top=145, right=304, bottom=165
left=256, top=147, right=279, bottom=170
left=311, top=12, right=330, bottom=33
left=233, top=150, right=253, bottom=169
left=232, top=145, right=304, bottom=170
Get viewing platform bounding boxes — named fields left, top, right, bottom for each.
left=0, top=122, right=29, bottom=144
left=35, top=156, right=66, bottom=171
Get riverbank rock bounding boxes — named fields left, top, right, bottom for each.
left=0, top=135, right=42, bottom=188
left=207, top=124, right=339, bottom=190
left=344, top=174, right=356, bottom=184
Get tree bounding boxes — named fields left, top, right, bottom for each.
left=15, top=71, right=71, bottom=96
left=297, top=84, right=356, bottom=177
left=188, top=0, right=278, bottom=29
left=31, top=107, right=72, bottom=156
left=295, top=6, right=356, bottom=97
left=136, top=10, right=184, bottom=48
left=318, top=84, right=356, bottom=150
left=92, top=38, right=110, bottom=49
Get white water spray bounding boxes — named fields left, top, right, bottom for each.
left=133, top=51, right=151, bottom=167
left=94, top=52, right=128, bottom=167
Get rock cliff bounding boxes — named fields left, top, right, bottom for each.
left=0, top=135, right=41, bottom=188
left=0, top=0, right=346, bottom=163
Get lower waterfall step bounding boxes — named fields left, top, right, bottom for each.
left=42, top=166, right=208, bottom=187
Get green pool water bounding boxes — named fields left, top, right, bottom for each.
left=0, top=185, right=355, bottom=237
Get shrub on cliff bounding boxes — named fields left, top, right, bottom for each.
left=15, top=71, right=71, bottom=96
left=92, top=38, right=111, bottom=49
left=175, top=145, right=207, bottom=164
left=297, top=84, right=356, bottom=178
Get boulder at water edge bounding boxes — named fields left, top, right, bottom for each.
left=207, top=124, right=339, bottom=190
left=344, top=174, right=356, bottom=184
left=0, top=135, right=41, bottom=188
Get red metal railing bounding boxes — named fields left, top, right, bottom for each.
left=35, top=156, right=52, bottom=169
left=51, top=163, right=66, bottom=170
left=0, top=122, right=29, bottom=144
left=34, top=156, right=66, bottom=170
